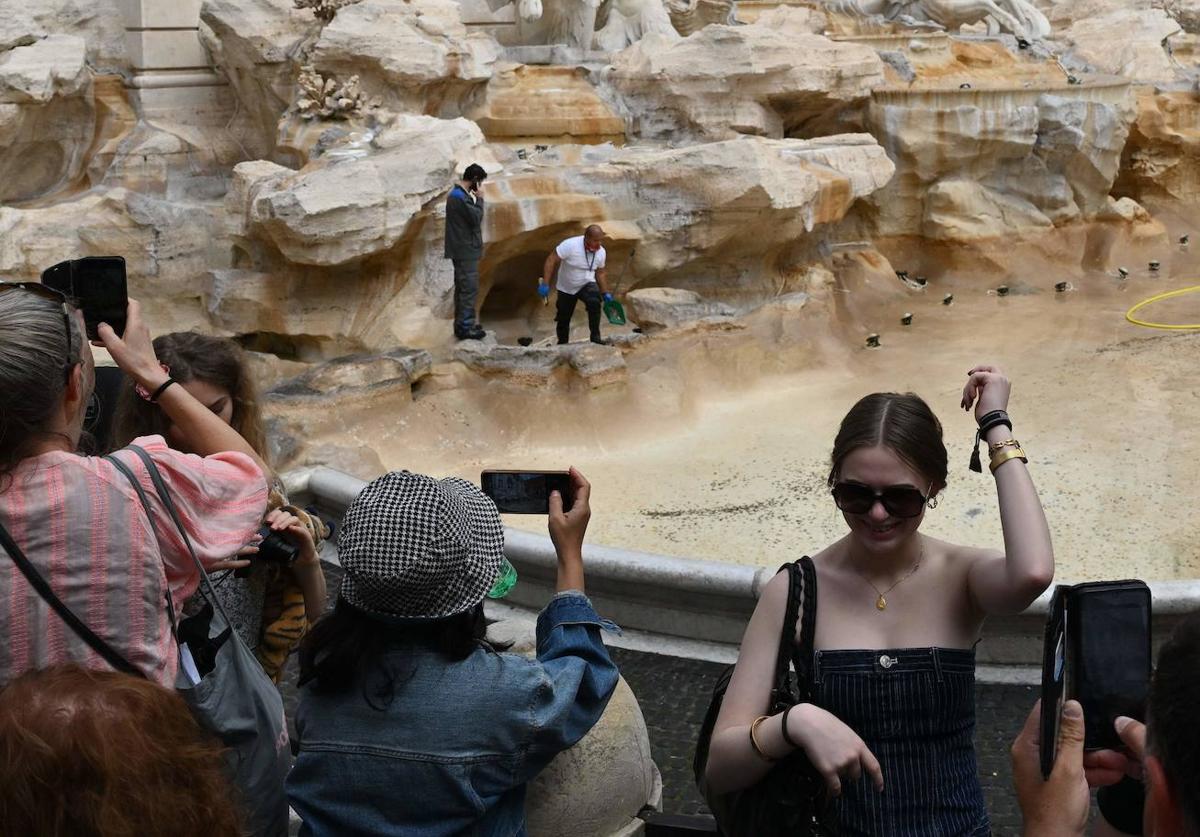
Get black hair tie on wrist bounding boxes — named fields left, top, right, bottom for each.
left=969, top=410, right=1013, bottom=472
left=148, top=378, right=177, bottom=404
left=780, top=703, right=800, bottom=750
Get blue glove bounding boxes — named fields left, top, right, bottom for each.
left=537, top=283, right=550, bottom=299
left=603, top=292, right=614, bottom=303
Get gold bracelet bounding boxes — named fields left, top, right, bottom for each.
left=989, top=446, right=1028, bottom=473
left=987, top=438, right=1020, bottom=453
left=749, top=715, right=777, bottom=762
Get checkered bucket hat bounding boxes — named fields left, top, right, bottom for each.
left=337, top=471, right=506, bottom=620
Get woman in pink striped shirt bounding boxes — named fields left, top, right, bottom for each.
left=0, top=287, right=269, bottom=687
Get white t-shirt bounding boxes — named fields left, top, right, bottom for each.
left=554, top=235, right=606, bottom=294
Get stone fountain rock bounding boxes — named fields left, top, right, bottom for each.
left=0, top=34, right=94, bottom=203
left=605, top=9, right=886, bottom=141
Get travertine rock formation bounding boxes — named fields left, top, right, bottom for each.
left=626, top=287, right=736, bottom=329
left=307, top=0, right=500, bottom=116
left=467, top=64, right=625, bottom=143
left=0, top=34, right=94, bottom=203
left=294, top=66, right=373, bottom=119
left=231, top=115, right=489, bottom=266
left=605, top=11, right=886, bottom=141
left=1116, top=91, right=1200, bottom=206
left=199, top=0, right=314, bottom=159
left=1053, top=6, right=1181, bottom=82
left=861, top=42, right=1138, bottom=242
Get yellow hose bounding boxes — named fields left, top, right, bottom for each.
left=1125, top=285, right=1200, bottom=330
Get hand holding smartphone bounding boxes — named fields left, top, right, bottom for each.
left=480, top=470, right=575, bottom=514
left=41, top=256, right=128, bottom=340
left=1039, top=580, right=1152, bottom=778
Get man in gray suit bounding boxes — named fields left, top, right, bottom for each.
left=445, top=163, right=488, bottom=340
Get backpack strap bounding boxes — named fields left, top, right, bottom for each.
left=0, top=517, right=143, bottom=677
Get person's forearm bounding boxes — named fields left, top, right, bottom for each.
left=555, top=549, right=585, bottom=593
left=292, top=560, right=327, bottom=623
left=543, top=255, right=558, bottom=288
left=706, top=711, right=792, bottom=793
left=153, top=379, right=269, bottom=479
left=596, top=270, right=609, bottom=295
left=987, top=423, right=1054, bottom=596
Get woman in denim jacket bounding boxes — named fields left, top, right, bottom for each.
left=287, top=467, right=619, bottom=837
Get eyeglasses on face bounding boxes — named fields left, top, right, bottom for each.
left=831, top=481, right=932, bottom=519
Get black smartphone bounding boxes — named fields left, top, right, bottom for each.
left=1040, top=580, right=1152, bottom=777
left=41, top=256, right=128, bottom=340
left=480, top=470, right=574, bottom=514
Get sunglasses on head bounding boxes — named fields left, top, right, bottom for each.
left=831, top=481, right=932, bottom=519
left=0, top=282, right=77, bottom=377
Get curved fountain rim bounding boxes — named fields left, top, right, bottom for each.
left=289, top=466, right=1200, bottom=616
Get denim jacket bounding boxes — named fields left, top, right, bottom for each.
left=287, top=592, right=620, bottom=836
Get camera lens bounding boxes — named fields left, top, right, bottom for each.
left=256, top=525, right=300, bottom=565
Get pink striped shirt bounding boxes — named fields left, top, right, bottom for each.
left=0, top=436, right=267, bottom=687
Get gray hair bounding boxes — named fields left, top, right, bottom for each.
left=0, top=288, right=81, bottom=485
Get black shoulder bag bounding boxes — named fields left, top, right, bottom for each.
left=693, top=555, right=833, bottom=837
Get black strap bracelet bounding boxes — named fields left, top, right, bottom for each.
left=970, top=410, right=1014, bottom=473
left=148, top=378, right=177, bottom=403
left=780, top=703, right=800, bottom=750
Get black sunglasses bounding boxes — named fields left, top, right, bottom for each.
left=0, top=281, right=77, bottom=378
left=831, top=482, right=931, bottom=519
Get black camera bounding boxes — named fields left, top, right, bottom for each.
left=257, top=525, right=300, bottom=565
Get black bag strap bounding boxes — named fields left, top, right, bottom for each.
left=794, top=555, right=819, bottom=698
left=0, top=517, right=143, bottom=677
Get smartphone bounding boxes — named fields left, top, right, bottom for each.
left=41, top=256, right=128, bottom=340
left=1040, top=580, right=1151, bottom=777
left=480, top=470, right=574, bottom=514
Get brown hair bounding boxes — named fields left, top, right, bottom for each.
left=113, top=331, right=267, bottom=458
left=0, top=664, right=242, bottom=837
left=0, top=290, right=83, bottom=487
left=827, top=392, right=948, bottom=491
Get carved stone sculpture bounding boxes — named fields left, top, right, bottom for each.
left=512, top=0, right=676, bottom=49
left=295, top=66, right=375, bottom=119
left=294, top=0, right=362, bottom=22
left=823, top=0, right=1050, bottom=39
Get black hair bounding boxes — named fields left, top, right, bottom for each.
left=298, top=599, right=509, bottom=710
left=462, top=163, right=487, bottom=183
left=1147, top=612, right=1200, bottom=834
left=828, top=392, right=948, bottom=491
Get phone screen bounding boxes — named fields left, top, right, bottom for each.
left=41, top=256, right=128, bottom=339
left=480, top=471, right=574, bottom=515
left=1071, top=587, right=1151, bottom=750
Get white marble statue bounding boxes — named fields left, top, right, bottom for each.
left=823, top=0, right=1051, bottom=39
left=513, top=0, right=677, bottom=49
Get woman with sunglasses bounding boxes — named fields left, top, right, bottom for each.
left=706, top=365, right=1054, bottom=836
left=0, top=286, right=269, bottom=687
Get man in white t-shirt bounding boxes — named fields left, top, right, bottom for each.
left=539, top=225, right=614, bottom=345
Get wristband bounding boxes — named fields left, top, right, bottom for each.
left=989, top=446, right=1027, bottom=473
left=749, top=715, right=777, bottom=762
left=147, top=378, right=178, bottom=403
left=969, top=410, right=1014, bottom=473
left=780, top=704, right=800, bottom=750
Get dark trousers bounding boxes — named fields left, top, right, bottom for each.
left=555, top=282, right=602, bottom=344
left=452, top=258, right=479, bottom=335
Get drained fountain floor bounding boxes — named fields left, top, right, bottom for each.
left=379, top=260, right=1200, bottom=583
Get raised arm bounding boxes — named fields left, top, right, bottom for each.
left=705, top=570, right=882, bottom=798
left=962, top=365, right=1054, bottom=615
left=99, top=300, right=269, bottom=482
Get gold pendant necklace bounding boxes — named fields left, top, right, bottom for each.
left=854, top=543, right=923, bottom=612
